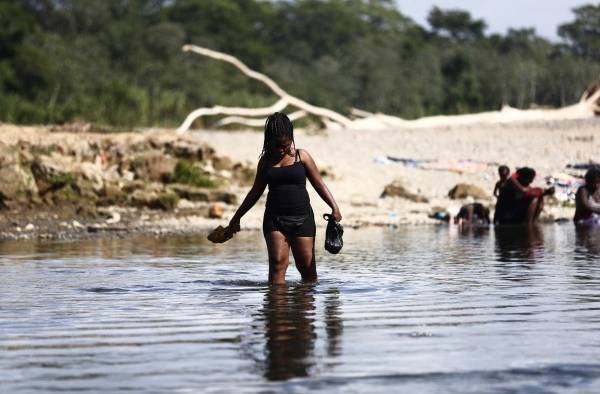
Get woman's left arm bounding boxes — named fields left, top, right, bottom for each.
left=301, top=150, right=342, bottom=222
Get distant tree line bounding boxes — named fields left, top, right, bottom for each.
left=1, top=0, right=599, bottom=127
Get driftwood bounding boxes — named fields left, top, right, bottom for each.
left=214, top=110, right=307, bottom=128
left=348, top=89, right=600, bottom=130
left=177, top=98, right=287, bottom=133
left=581, top=81, right=600, bottom=115
left=177, top=45, right=351, bottom=132
left=178, top=44, right=600, bottom=131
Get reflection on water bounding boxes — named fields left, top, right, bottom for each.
left=261, top=284, right=316, bottom=380
left=250, top=284, right=343, bottom=381
left=324, top=288, right=343, bottom=358
left=495, top=225, right=544, bottom=263
left=575, top=226, right=600, bottom=259
left=2, top=226, right=600, bottom=393
left=457, top=224, right=490, bottom=239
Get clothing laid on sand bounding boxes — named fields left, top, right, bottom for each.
left=262, top=150, right=316, bottom=237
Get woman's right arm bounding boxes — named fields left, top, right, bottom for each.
left=508, top=176, right=553, bottom=197
left=507, top=176, right=529, bottom=193
left=228, top=158, right=268, bottom=233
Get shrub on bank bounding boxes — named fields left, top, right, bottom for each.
left=173, top=160, right=219, bottom=188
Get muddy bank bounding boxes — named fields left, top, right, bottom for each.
left=0, top=123, right=254, bottom=240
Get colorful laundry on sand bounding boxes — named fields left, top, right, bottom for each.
left=385, top=156, right=493, bottom=174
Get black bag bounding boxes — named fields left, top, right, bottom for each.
left=323, top=214, right=343, bottom=254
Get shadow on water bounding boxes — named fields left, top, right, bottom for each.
left=323, top=288, right=343, bottom=359
left=575, top=226, right=600, bottom=260
left=254, top=283, right=343, bottom=381
left=493, top=225, right=545, bottom=291
left=494, top=225, right=544, bottom=263
left=572, top=227, right=600, bottom=303
left=457, top=224, right=491, bottom=239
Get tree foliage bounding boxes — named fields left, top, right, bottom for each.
left=0, top=0, right=599, bottom=127
left=427, top=6, right=487, bottom=41
left=559, top=4, right=600, bottom=60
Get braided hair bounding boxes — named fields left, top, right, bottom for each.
left=260, top=112, right=295, bottom=161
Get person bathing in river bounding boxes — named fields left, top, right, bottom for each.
left=454, top=202, right=491, bottom=226
left=574, top=168, right=600, bottom=226
left=494, top=167, right=554, bottom=225
left=227, top=112, right=342, bottom=284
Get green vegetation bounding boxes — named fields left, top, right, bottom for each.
left=173, top=160, right=219, bottom=188
left=2, top=0, right=600, bottom=127
left=48, top=174, right=75, bottom=188
left=157, top=192, right=180, bottom=211
left=51, top=184, right=78, bottom=203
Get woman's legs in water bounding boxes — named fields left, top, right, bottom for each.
left=265, top=231, right=289, bottom=284
left=290, top=236, right=317, bottom=282
left=265, top=232, right=316, bottom=283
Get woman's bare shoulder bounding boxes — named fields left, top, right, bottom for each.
left=298, top=148, right=313, bottom=161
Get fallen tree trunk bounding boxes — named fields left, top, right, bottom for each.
left=214, top=110, right=307, bottom=128
left=177, top=99, right=287, bottom=133
left=178, top=44, right=600, bottom=131
left=177, top=45, right=352, bottom=132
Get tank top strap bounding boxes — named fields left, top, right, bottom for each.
left=295, top=149, right=301, bottom=163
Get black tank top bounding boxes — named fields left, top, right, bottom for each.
left=264, top=150, right=311, bottom=215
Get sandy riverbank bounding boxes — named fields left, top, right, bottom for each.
left=0, top=118, right=598, bottom=240
left=200, top=118, right=600, bottom=230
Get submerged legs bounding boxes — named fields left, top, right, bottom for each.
left=290, top=236, right=317, bottom=282
left=265, top=232, right=316, bottom=283
left=265, top=231, right=289, bottom=284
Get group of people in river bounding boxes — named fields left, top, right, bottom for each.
left=455, top=165, right=600, bottom=227
left=223, top=112, right=600, bottom=283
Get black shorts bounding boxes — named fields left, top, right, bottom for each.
left=263, top=208, right=316, bottom=238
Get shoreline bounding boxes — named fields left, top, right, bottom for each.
left=1, top=118, right=598, bottom=241
left=0, top=215, right=573, bottom=242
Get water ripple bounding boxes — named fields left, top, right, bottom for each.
left=1, top=226, right=600, bottom=393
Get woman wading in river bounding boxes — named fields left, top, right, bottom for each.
left=228, top=112, right=342, bottom=284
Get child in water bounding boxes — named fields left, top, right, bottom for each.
left=574, top=168, right=600, bottom=226
left=493, top=165, right=510, bottom=198
left=492, top=165, right=509, bottom=224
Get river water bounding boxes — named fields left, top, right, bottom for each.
left=1, top=225, right=600, bottom=393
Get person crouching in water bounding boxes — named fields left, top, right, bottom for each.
left=227, top=112, right=342, bottom=284
left=574, top=168, right=600, bottom=226
left=494, top=167, right=554, bottom=225
left=454, top=202, right=491, bottom=226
